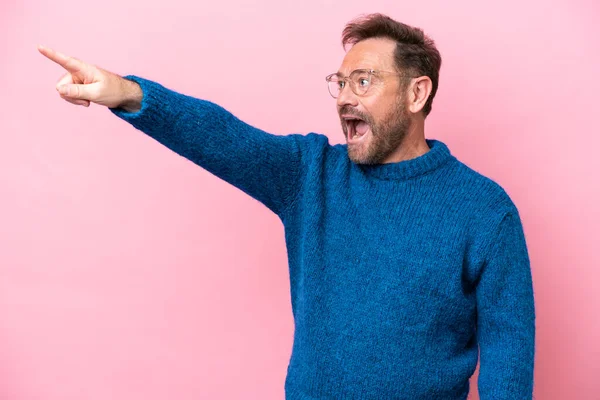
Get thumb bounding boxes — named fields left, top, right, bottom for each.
left=57, top=82, right=98, bottom=100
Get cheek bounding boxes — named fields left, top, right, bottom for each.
left=364, top=102, right=394, bottom=125
left=361, top=91, right=400, bottom=123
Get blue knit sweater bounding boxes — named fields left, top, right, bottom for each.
left=110, top=76, right=536, bottom=400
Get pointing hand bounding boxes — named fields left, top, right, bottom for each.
left=38, top=45, right=142, bottom=112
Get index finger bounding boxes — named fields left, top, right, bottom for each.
left=37, top=45, right=87, bottom=73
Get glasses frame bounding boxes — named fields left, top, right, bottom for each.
left=325, top=69, right=412, bottom=99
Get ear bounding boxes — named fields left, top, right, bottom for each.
left=407, top=76, right=433, bottom=114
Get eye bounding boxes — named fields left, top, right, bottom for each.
left=338, top=81, right=345, bottom=89
left=358, top=78, right=370, bottom=87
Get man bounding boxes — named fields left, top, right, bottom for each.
left=39, top=13, right=535, bottom=400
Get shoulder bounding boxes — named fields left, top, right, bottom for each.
left=445, top=156, right=527, bottom=275
left=446, top=156, right=519, bottom=217
left=289, top=132, right=348, bottom=167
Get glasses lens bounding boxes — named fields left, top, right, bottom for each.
left=327, top=75, right=342, bottom=98
left=351, top=70, right=371, bottom=96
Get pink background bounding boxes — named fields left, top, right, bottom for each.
left=1, top=0, right=599, bottom=399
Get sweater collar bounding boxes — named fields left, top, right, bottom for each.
left=357, top=139, right=454, bottom=181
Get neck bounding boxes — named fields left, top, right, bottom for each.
left=381, top=120, right=429, bottom=164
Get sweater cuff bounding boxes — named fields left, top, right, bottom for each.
left=108, top=75, right=160, bottom=125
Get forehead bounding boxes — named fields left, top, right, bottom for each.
left=338, top=37, right=397, bottom=75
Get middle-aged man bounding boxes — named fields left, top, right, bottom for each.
left=39, top=13, right=536, bottom=400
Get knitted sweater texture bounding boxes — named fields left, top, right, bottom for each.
left=110, top=76, right=536, bottom=400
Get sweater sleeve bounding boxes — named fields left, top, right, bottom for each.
left=109, top=75, right=316, bottom=218
left=475, top=211, right=536, bottom=399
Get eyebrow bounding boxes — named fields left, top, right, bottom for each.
left=335, top=68, right=372, bottom=77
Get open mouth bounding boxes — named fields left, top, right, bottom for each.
left=343, top=116, right=370, bottom=143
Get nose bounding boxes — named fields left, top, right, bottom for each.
left=336, top=82, right=359, bottom=108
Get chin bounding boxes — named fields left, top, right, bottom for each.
left=347, top=144, right=374, bottom=165
left=344, top=123, right=378, bottom=163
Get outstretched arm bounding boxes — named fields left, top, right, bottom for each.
left=109, top=75, right=313, bottom=217
left=39, top=45, right=321, bottom=217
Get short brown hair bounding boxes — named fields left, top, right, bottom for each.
left=342, top=13, right=442, bottom=117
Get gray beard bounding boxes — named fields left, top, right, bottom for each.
left=347, top=106, right=411, bottom=165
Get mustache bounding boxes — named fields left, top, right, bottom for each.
left=338, top=105, right=371, bottom=123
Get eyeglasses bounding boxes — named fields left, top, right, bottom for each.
left=325, top=69, right=411, bottom=98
